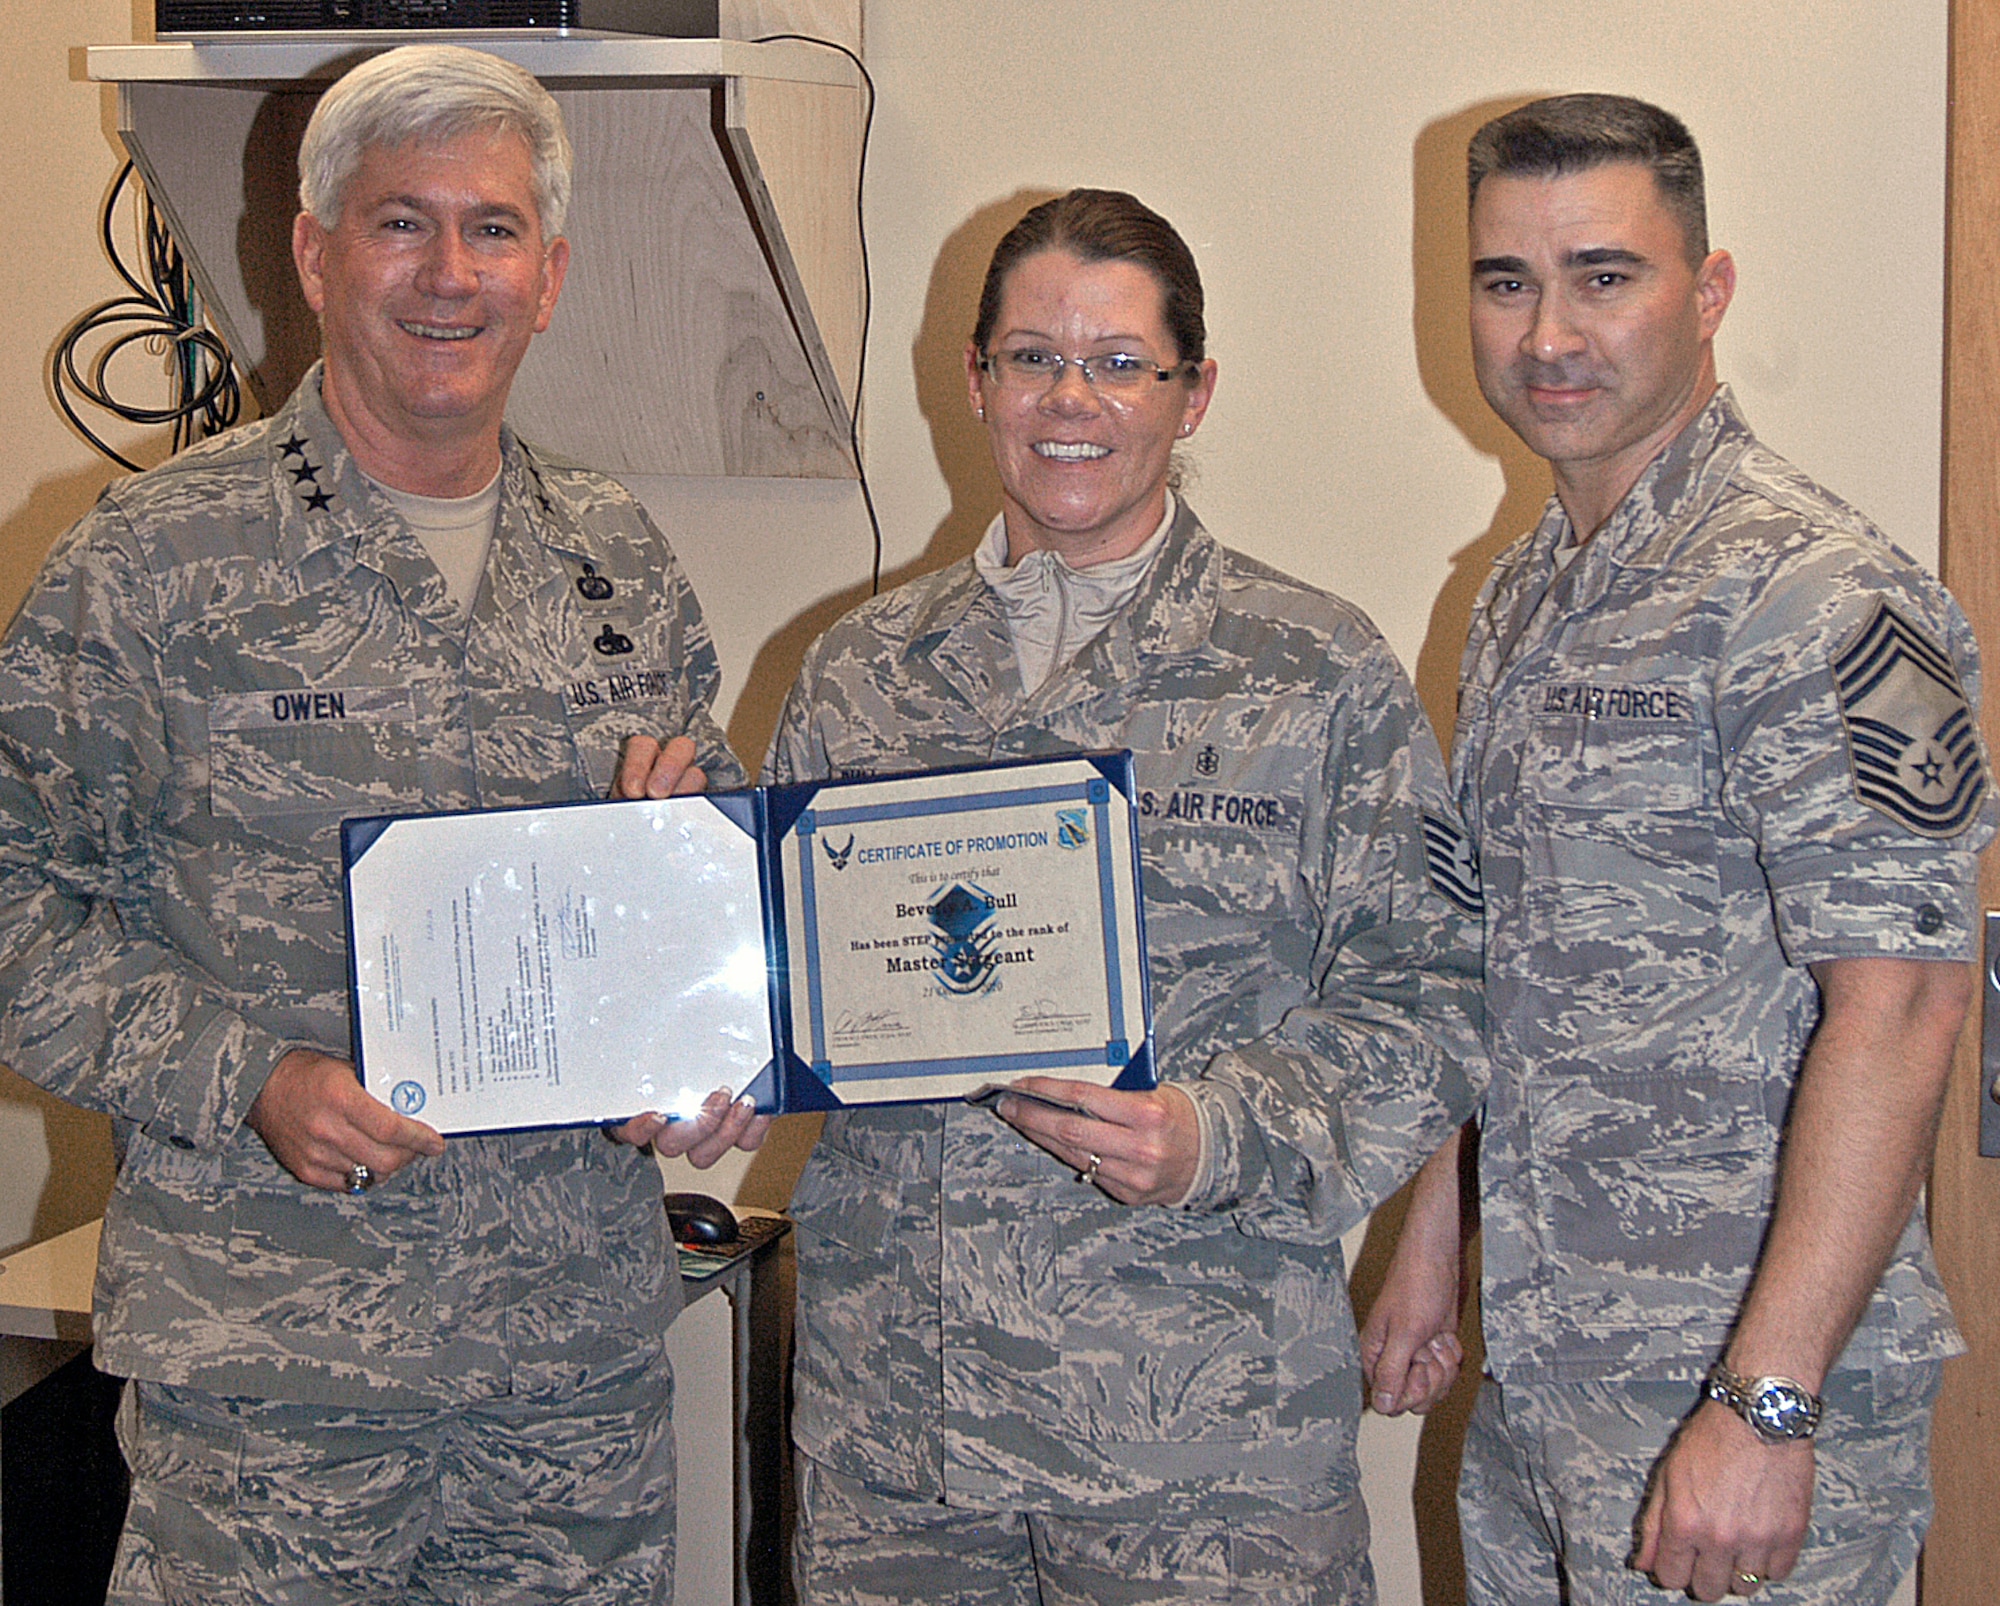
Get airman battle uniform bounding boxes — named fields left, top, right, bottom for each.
left=0, top=368, right=743, bottom=1601
left=1454, top=388, right=1994, bottom=1604
left=767, top=500, right=1487, bottom=1603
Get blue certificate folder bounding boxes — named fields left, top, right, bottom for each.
left=341, top=753, right=1154, bottom=1134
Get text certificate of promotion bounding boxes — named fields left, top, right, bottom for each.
left=344, top=797, right=774, bottom=1135
left=776, top=756, right=1151, bottom=1104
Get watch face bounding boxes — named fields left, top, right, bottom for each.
left=1748, top=1381, right=1815, bottom=1439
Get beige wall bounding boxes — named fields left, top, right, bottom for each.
left=0, top=3, right=1947, bottom=1601
left=694, top=8, right=1947, bottom=1599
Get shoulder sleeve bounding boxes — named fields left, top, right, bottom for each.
left=622, top=497, right=746, bottom=792
left=0, top=498, right=294, bottom=1149
left=761, top=627, right=836, bottom=787
left=1716, top=537, right=1995, bottom=965
left=1184, top=633, right=1489, bottom=1240
left=760, top=595, right=911, bottom=787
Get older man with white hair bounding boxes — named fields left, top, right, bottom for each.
left=0, top=44, right=761, bottom=1602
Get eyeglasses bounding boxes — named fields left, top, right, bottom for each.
left=979, top=347, right=1195, bottom=394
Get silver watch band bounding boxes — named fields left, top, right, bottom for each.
left=1703, top=1363, right=1823, bottom=1444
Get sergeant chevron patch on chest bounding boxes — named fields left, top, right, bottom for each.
left=1833, top=600, right=1987, bottom=838
left=1422, top=812, right=1482, bottom=916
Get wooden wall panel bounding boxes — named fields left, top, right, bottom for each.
left=105, top=40, right=868, bottom=480
left=1928, top=3, right=2000, bottom=1600
left=722, top=0, right=861, bottom=50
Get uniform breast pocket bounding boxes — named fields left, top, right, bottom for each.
left=207, top=689, right=426, bottom=834
left=1524, top=714, right=1703, bottom=811
left=209, top=716, right=424, bottom=828
left=202, top=695, right=429, bottom=997
left=1520, top=716, right=1722, bottom=991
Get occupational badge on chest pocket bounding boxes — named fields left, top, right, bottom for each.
left=560, top=556, right=635, bottom=618
left=1833, top=601, right=1988, bottom=838
left=591, top=621, right=636, bottom=657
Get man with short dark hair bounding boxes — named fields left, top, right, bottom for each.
left=0, top=43, right=760, bottom=1602
left=1364, top=93, right=1994, bottom=1605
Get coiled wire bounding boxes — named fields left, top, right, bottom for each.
left=52, top=162, right=242, bottom=473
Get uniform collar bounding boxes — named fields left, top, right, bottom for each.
left=903, top=496, right=1219, bottom=674
left=1514, top=383, right=1756, bottom=583
left=1472, top=387, right=1756, bottom=686
left=266, top=365, right=617, bottom=625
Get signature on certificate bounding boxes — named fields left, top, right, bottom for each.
left=832, top=1006, right=911, bottom=1042
left=1013, top=997, right=1091, bottom=1035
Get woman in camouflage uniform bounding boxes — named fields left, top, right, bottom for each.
left=767, top=190, right=1486, bottom=1605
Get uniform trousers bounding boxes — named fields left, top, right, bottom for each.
left=793, top=1455, right=1376, bottom=1606
left=1459, top=1367, right=1941, bottom=1606
left=107, top=1349, right=675, bottom=1606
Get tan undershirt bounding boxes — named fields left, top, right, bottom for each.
left=369, top=468, right=503, bottom=624
left=973, top=495, right=1177, bottom=696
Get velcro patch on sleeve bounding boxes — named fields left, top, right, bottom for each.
left=1422, top=811, right=1483, bottom=916
left=1833, top=600, right=1988, bottom=838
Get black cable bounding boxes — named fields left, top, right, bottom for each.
left=751, top=33, right=883, bottom=594
left=52, top=162, right=241, bottom=474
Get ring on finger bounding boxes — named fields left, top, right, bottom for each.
left=1734, top=1572, right=1763, bottom=1594
left=1078, top=1153, right=1102, bottom=1187
left=346, top=1163, right=374, bottom=1195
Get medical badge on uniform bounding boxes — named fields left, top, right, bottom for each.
left=592, top=622, right=635, bottom=657
left=1422, top=812, right=1482, bottom=916
left=1834, top=601, right=1988, bottom=838
left=574, top=562, right=615, bottom=602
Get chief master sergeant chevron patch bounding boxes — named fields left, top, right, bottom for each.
left=1834, top=600, right=1989, bottom=838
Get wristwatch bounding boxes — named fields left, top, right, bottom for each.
left=1703, top=1363, right=1823, bottom=1444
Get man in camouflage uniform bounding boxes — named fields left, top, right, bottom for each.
left=1364, top=95, right=1994, bottom=1605
left=0, top=45, right=760, bottom=1603
left=768, top=484, right=1487, bottom=1601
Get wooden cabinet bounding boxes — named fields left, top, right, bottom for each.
left=85, top=24, right=866, bottom=478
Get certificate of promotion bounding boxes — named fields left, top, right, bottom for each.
left=343, top=796, right=774, bottom=1136
left=341, top=753, right=1154, bottom=1132
left=771, top=755, right=1153, bottom=1105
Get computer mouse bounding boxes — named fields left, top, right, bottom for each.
left=664, top=1191, right=738, bottom=1245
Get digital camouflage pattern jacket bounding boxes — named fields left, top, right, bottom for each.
left=1457, top=387, right=1994, bottom=1384
left=767, top=501, right=1487, bottom=1516
left=0, top=368, right=743, bottom=1406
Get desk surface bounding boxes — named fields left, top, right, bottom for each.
left=0, top=1220, right=98, bottom=1342
left=677, top=1209, right=790, bottom=1289
left=0, top=1209, right=786, bottom=1342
